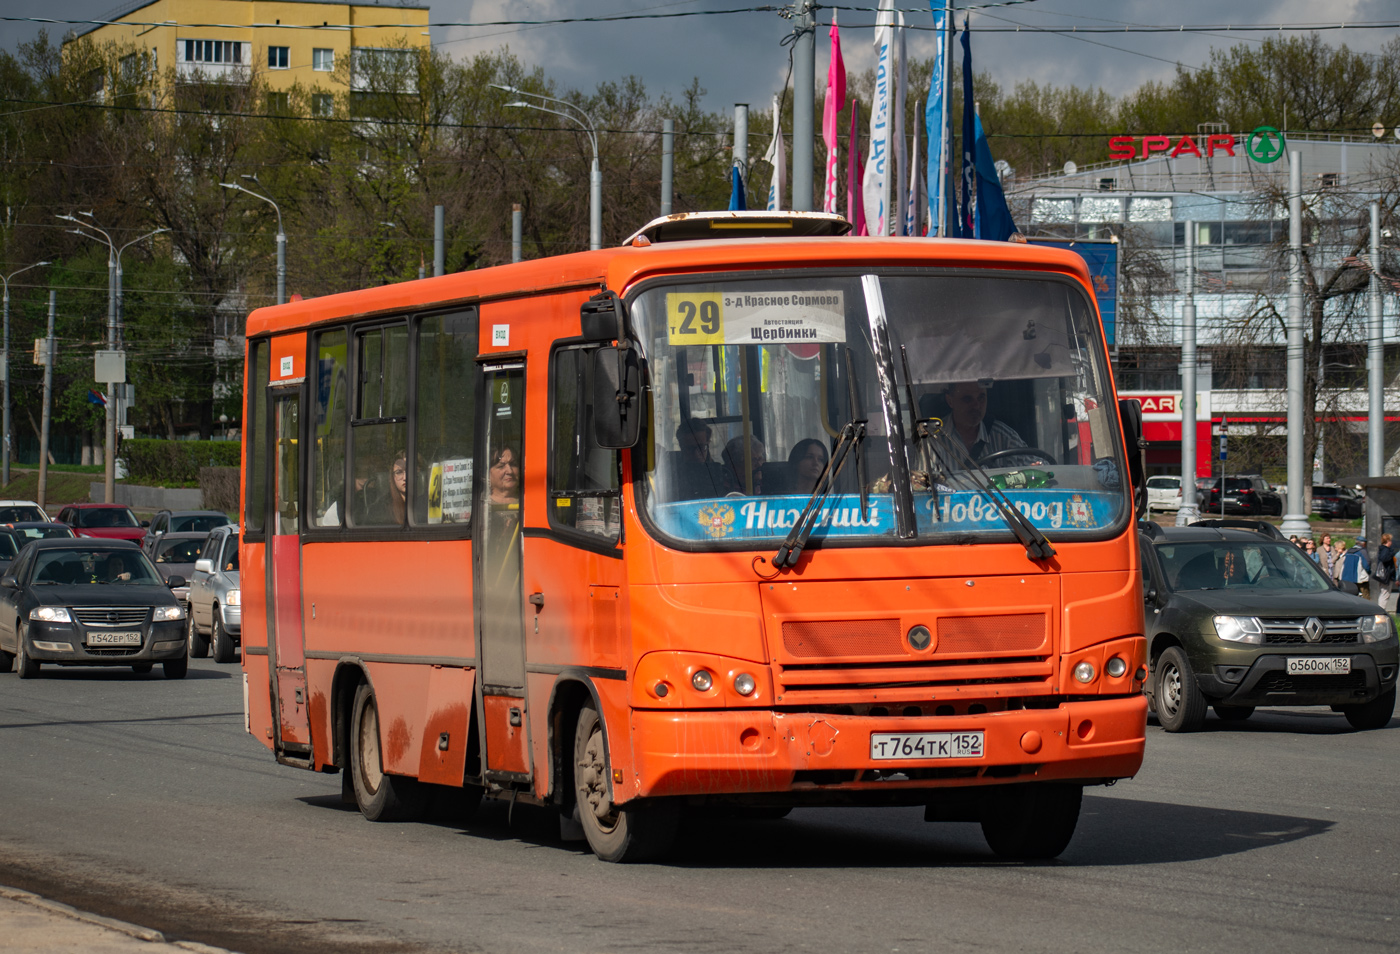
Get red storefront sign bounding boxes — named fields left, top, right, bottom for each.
left=1108, top=134, right=1236, bottom=161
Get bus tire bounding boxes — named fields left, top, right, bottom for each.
left=350, top=682, right=426, bottom=822
left=187, top=611, right=209, bottom=658
left=1155, top=646, right=1207, bottom=732
left=980, top=783, right=1082, bottom=860
left=573, top=703, right=677, bottom=863
left=212, top=613, right=236, bottom=664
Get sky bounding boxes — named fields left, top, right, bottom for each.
left=2, top=0, right=1396, bottom=115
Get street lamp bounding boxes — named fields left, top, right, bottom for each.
left=0, top=260, right=50, bottom=486
left=56, top=214, right=168, bottom=503
left=491, top=84, right=601, bottom=251
left=221, top=176, right=286, bottom=304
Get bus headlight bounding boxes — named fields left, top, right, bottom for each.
left=1073, top=661, right=1096, bottom=684
left=733, top=673, right=757, bottom=696
left=691, top=670, right=713, bottom=691
left=1104, top=655, right=1128, bottom=678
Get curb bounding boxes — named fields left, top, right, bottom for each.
left=0, top=885, right=240, bottom=953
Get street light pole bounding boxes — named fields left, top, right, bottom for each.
left=220, top=177, right=286, bottom=304
left=58, top=215, right=167, bottom=503
left=0, top=260, right=50, bottom=486
left=492, top=85, right=602, bottom=250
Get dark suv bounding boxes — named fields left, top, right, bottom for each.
left=1202, top=475, right=1282, bottom=516
left=1140, top=523, right=1397, bottom=731
left=1311, top=485, right=1363, bottom=520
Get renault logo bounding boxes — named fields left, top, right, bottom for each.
left=1303, top=617, right=1324, bottom=642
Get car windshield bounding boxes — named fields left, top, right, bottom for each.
left=32, top=548, right=163, bottom=585
left=1312, top=486, right=1340, bottom=497
left=156, top=538, right=204, bottom=564
left=1147, top=477, right=1177, bottom=489
left=0, top=506, right=43, bottom=522
left=1155, top=541, right=1331, bottom=593
left=633, top=270, right=1126, bottom=549
left=222, top=535, right=240, bottom=571
left=74, top=508, right=140, bottom=529
left=13, top=525, right=75, bottom=540
left=171, top=514, right=229, bottom=533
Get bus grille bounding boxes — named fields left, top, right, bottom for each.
left=776, top=656, right=1054, bottom=702
left=783, top=619, right=901, bottom=657
left=938, top=614, right=1045, bottom=653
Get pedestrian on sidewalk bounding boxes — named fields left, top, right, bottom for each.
left=1374, top=533, right=1396, bottom=612
left=1341, top=537, right=1372, bottom=600
left=1330, top=540, right=1348, bottom=583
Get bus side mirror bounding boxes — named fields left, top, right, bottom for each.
left=593, top=346, right=642, bottom=449
left=581, top=289, right=626, bottom=342
left=1118, top=397, right=1147, bottom=518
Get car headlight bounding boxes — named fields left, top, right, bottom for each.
left=153, top=604, right=186, bottom=621
left=225, top=589, right=240, bottom=606
left=1213, top=615, right=1263, bottom=644
left=1359, top=614, right=1394, bottom=643
left=30, top=606, right=71, bottom=623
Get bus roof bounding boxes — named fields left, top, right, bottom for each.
left=244, top=236, right=1095, bottom=337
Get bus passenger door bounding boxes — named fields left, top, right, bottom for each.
left=267, top=385, right=312, bottom=757
left=475, top=362, right=531, bottom=783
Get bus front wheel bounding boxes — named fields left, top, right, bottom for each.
left=350, top=682, right=426, bottom=822
left=573, top=704, right=677, bottom=863
left=980, top=783, right=1083, bottom=860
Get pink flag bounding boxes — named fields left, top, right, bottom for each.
left=847, top=100, right=866, bottom=235
left=822, top=13, right=846, bottom=214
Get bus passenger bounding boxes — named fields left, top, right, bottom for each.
left=671, top=420, right=725, bottom=500
left=721, top=436, right=766, bottom=496
left=488, top=445, right=521, bottom=505
left=387, top=451, right=408, bottom=525
left=350, top=454, right=383, bottom=525
left=787, top=438, right=829, bottom=495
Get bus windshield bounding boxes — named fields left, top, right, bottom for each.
left=633, top=269, right=1127, bottom=549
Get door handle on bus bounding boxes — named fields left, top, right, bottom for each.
left=528, top=592, right=544, bottom=609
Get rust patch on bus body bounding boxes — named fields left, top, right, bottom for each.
left=308, top=691, right=329, bottom=767
left=386, top=717, right=412, bottom=767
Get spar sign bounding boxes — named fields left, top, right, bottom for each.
left=1108, top=125, right=1286, bottom=164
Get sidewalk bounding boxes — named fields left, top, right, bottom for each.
left=0, top=887, right=235, bottom=954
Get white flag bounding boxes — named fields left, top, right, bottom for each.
left=892, top=12, right=908, bottom=235
left=763, top=94, right=786, bottom=211
left=861, top=0, right=895, bottom=236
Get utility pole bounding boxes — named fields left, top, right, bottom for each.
left=791, top=0, right=815, bottom=211
left=37, top=291, right=54, bottom=510
left=1281, top=151, right=1311, bottom=540
left=1369, top=200, right=1384, bottom=477
left=434, top=205, right=445, bottom=277
left=661, top=119, right=674, bottom=216
left=511, top=204, right=523, bottom=263
left=1177, top=221, right=1199, bottom=525
left=1, top=260, right=49, bottom=487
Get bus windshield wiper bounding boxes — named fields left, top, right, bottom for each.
left=773, top=349, right=867, bottom=569
left=928, top=424, right=1056, bottom=562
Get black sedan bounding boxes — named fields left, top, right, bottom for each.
left=1140, top=523, right=1398, bottom=731
left=0, top=539, right=189, bottom=679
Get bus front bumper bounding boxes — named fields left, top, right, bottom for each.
left=627, top=695, right=1146, bottom=802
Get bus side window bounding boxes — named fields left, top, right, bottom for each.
left=310, top=328, right=348, bottom=527
left=245, top=339, right=269, bottom=533
left=413, top=310, right=478, bottom=527
left=550, top=345, right=621, bottom=542
left=350, top=324, right=408, bottom=527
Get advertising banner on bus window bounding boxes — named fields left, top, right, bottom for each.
left=1026, top=238, right=1118, bottom=347
left=428, top=458, right=473, bottom=524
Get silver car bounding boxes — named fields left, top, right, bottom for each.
left=186, top=524, right=240, bottom=663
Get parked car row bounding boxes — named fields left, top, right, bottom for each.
left=1145, top=477, right=1365, bottom=521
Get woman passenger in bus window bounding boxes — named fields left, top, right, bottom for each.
left=388, top=451, right=408, bottom=525
left=787, top=438, right=829, bottom=496
left=488, top=445, right=521, bottom=506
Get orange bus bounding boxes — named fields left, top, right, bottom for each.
left=240, top=212, right=1149, bottom=862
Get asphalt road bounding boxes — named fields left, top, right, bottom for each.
left=1, top=658, right=1396, bottom=954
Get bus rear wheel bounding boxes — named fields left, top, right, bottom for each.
left=573, top=703, right=677, bottom=863
left=350, top=682, right=426, bottom=822
left=979, top=783, right=1083, bottom=860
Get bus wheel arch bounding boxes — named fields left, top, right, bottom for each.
left=330, top=660, right=371, bottom=776
left=546, top=675, right=605, bottom=815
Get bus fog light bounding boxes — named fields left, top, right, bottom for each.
left=733, top=673, right=756, bottom=696
left=654, top=682, right=669, bottom=698
left=1105, top=655, right=1127, bottom=678
left=691, top=670, right=713, bottom=691
left=1073, top=661, right=1096, bottom=684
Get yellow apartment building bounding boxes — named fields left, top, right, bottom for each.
left=63, top=0, right=430, bottom=109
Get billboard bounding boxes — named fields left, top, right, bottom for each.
left=1027, top=237, right=1119, bottom=347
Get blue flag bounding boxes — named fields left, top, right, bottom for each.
left=923, top=3, right=947, bottom=235
left=958, top=17, right=974, bottom=238
left=728, top=165, right=747, bottom=211
left=971, top=111, right=1018, bottom=241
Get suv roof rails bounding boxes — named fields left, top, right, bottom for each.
left=1189, top=518, right=1287, bottom=541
